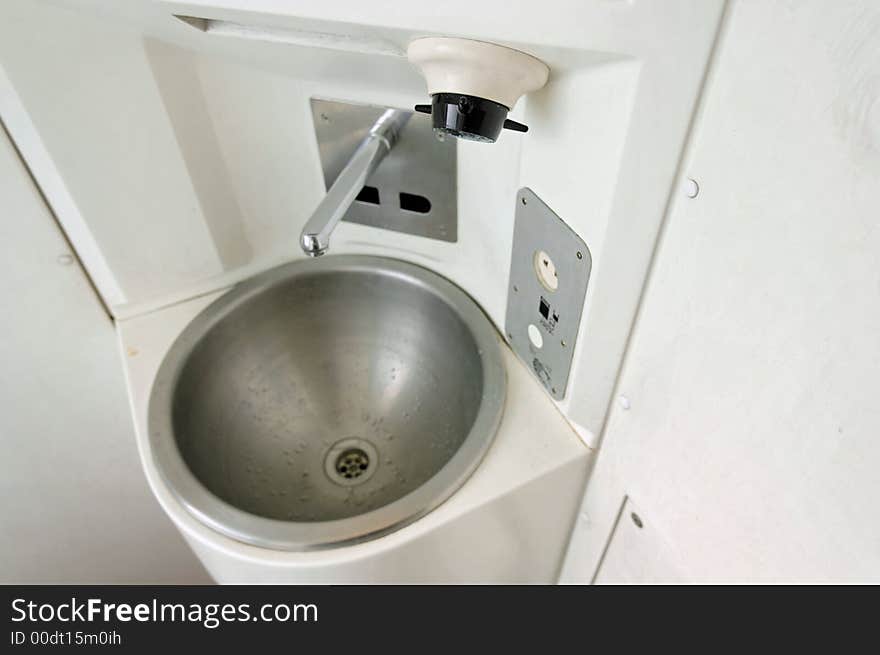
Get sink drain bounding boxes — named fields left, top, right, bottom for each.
left=324, top=438, right=378, bottom=486
left=336, top=448, right=370, bottom=479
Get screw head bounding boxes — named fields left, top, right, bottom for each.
left=631, top=512, right=643, bottom=528
left=560, top=339, right=567, bottom=347
left=521, top=196, right=527, bottom=205
left=576, top=251, right=583, bottom=260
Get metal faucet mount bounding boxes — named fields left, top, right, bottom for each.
left=300, top=108, right=410, bottom=256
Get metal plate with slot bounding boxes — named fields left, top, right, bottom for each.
left=504, top=188, right=592, bottom=400
left=311, top=98, right=457, bottom=243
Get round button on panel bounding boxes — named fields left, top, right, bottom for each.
left=528, top=323, right=543, bottom=349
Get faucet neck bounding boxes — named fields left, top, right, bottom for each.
left=299, top=108, right=410, bottom=257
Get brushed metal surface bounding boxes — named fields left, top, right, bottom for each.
left=504, top=188, right=592, bottom=400
left=148, top=255, right=505, bottom=551
left=301, top=109, right=409, bottom=256
left=311, top=98, right=457, bottom=242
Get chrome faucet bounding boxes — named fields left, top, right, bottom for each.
left=300, top=108, right=410, bottom=257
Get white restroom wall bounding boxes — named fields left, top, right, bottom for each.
left=562, top=0, right=880, bottom=583
left=0, top=1, right=227, bottom=306
left=0, top=125, right=210, bottom=583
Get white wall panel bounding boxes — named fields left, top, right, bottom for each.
left=0, top=1, right=233, bottom=306
left=564, top=0, right=880, bottom=583
left=0, top=126, right=209, bottom=583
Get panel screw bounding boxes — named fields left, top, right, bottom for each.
left=560, top=339, right=567, bottom=347
left=521, top=197, right=527, bottom=205
left=631, top=512, right=643, bottom=528
left=576, top=251, right=583, bottom=260
left=551, top=387, right=557, bottom=395
left=513, top=285, right=519, bottom=292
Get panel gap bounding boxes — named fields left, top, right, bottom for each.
left=356, top=186, right=380, bottom=205
left=399, top=192, right=431, bottom=214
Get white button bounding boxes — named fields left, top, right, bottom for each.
left=528, top=324, right=543, bottom=349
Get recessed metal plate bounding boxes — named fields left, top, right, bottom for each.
left=504, top=188, right=592, bottom=400
left=311, top=98, right=457, bottom=242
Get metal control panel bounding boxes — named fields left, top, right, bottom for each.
left=504, top=188, right=592, bottom=400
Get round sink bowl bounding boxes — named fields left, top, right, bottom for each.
left=148, top=255, right=506, bottom=551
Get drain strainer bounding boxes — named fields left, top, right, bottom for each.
left=336, top=448, right=370, bottom=479
left=324, top=438, right=378, bottom=487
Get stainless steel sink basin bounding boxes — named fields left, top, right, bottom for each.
left=148, top=255, right=506, bottom=551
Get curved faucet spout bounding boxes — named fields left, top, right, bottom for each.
left=300, top=109, right=410, bottom=257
